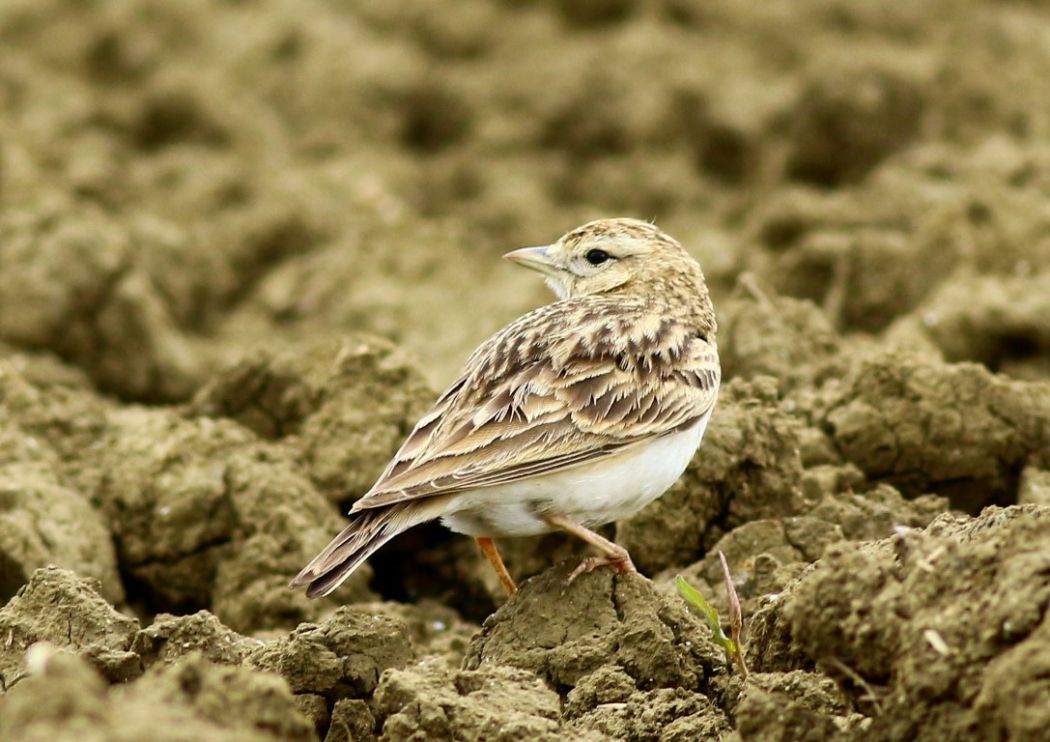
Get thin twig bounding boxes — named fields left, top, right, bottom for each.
left=718, top=550, right=749, bottom=678
left=824, top=657, right=885, bottom=716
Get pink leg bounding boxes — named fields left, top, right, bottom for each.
left=543, top=514, right=636, bottom=581
left=475, top=537, right=518, bottom=595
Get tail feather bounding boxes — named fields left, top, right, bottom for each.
left=290, top=504, right=431, bottom=599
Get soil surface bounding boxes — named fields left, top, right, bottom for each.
left=1, top=1, right=1049, bottom=740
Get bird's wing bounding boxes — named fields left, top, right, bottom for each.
left=351, top=299, right=720, bottom=512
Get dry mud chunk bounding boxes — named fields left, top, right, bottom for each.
left=354, top=0, right=498, bottom=59
left=668, top=89, right=765, bottom=184
left=550, top=0, right=637, bottom=28
left=718, top=281, right=840, bottom=388
left=893, top=271, right=1050, bottom=379
left=672, top=485, right=948, bottom=619
left=0, top=361, right=109, bottom=469
left=1018, top=466, right=1050, bottom=506
left=130, top=655, right=315, bottom=742
left=190, top=341, right=337, bottom=440
left=823, top=351, right=1050, bottom=510
left=0, top=205, right=201, bottom=401
left=782, top=227, right=955, bottom=334
left=133, top=610, right=261, bottom=669
left=0, top=648, right=313, bottom=742
left=728, top=670, right=857, bottom=741
left=297, top=337, right=435, bottom=500
left=570, top=686, right=730, bottom=741
left=297, top=692, right=331, bottom=739
left=972, top=611, right=1050, bottom=741
left=0, top=567, right=139, bottom=689
left=748, top=142, right=1050, bottom=337
left=563, top=665, right=637, bottom=718
left=784, top=55, right=927, bottom=186
left=91, top=406, right=369, bottom=630
left=539, top=72, right=634, bottom=159
left=0, top=365, right=122, bottom=603
left=0, top=461, right=123, bottom=604
left=210, top=499, right=368, bottom=634
left=326, top=698, right=375, bottom=742
left=397, top=78, right=474, bottom=152
left=248, top=606, right=416, bottom=701
left=0, top=345, right=94, bottom=390
left=236, top=219, right=525, bottom=393
left=808, top=484, right=948, bottom=542
left=89, top=270, right=204, bottom=401
left=0, top=649, right=113, bottom=740
left=743, top=187, right=958, bottom=335
left=0, top=205, right=129, bottom=349
left=465, top=565, right=721, bottom=694
left=617, top=377, right=810, bottom=573
left=194, top=335, right=433, bottom=500
left=356, top=600, right=478, bottom=665
left=778, top=505, right=1050, bottom=739
left=674, top=519, right=824, bottom=614
left=374, top=656, right=594, bottom=742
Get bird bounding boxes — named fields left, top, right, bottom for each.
left=291, top=218, right=720, bottom=598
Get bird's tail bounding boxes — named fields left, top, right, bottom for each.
left=290, top=503, right=434, bottom=599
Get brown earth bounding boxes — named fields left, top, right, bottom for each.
left=1, top=0, right=1049, bottom=739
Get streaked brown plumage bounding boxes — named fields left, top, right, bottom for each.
left=291, top=218, right=720, bottom=598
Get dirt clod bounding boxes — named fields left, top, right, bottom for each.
left=823, top=351, right=1050, bottom=510
left=248, top=606, right=416, bottom=701
left=0, top=462, right=123, bottom=605
left=0, top=647, right=313, bottom=742
left=465, top=566, right=721, bottom=694
left=776, top=505, right=1050, bottom=739
left=0, top=567, right=139, bottom=690
left=730, top=670, right=858, bottom=741
left=133, top=610, right=261, bottom=670
left=374, top=656, right=587, bottom=741
left=87, top=405, right=372, bottom=630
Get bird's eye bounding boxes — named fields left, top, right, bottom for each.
left=585, top=249, right=611, bottom=265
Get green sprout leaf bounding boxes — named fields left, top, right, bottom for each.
left=675, top=575, right=737, bottom=654
left=676, top=567, right=748, bottom=678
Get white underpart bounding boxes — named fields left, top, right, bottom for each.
left=441, top=410, right=711, bottom=537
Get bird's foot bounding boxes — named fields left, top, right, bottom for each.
left=568, top=550, right=636, bottom=582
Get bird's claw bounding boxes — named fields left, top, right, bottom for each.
left=568, top=553, right=636, bottom=582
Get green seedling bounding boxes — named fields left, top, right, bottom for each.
left=676, top=551, right=748, bottom=677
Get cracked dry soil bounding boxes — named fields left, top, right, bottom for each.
left=2, top=0, right=1050, bottom=740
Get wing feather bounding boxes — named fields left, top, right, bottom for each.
left=352, top=298, right=719, bottom=512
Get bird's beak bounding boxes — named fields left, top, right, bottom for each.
left=503, top=245, right=559, bottom=275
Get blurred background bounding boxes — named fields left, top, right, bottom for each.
left=3, top=0, right=1049, bottom=398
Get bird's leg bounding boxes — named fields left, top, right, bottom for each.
left=475, top=537, right=518, bottom=595
left=542, top=514, right=636, bottom=582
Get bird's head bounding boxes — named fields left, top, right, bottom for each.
left=504, top=218, right=697, bottom=300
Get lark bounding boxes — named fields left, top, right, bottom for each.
left=292, top=218, right=720, bottom=597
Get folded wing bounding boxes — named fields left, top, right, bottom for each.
left=351, top=299, right=720, bottom=512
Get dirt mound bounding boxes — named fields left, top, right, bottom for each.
left=0, top=648, right=314, bottom=742
left=822, top=351, right=1050, bottom=510
left=0, top=567, right=139, bottom=688
left=751, top=504, right=1050, bottom=740
left=466, top=565, right=721, bottom=693
left=373, top=657, right=586, bottom=741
